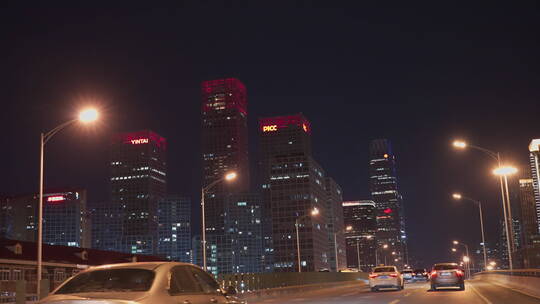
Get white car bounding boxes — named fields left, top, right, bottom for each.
left=39, top=262, right=244, bottom=304
left=369, top=265, right=404, bottom=291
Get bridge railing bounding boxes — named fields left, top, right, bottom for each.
left=217, top=272, right=367, bottom=293
left=474, top=269, right=540, bottom=277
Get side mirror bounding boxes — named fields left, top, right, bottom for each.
left=225, top=285, right=237, bottom=296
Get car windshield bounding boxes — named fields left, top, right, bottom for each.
left=55, top=268, right=155, bottom=294
left=374, top=267, right=395, bottom=273
left=434, top=264, right=459, bottom=271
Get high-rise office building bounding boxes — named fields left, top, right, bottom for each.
left=529, top=139, right=540, bottom=232
left=157, top=195, right=191, bottom=262
left=325, top=177, right=346, bottom=272
left=259, top=114, right=331, bottom=272
left=224, top=193, right=264, bottom=274
left=201, top=78, right=250, bottom=274
left=369, top=139, right=407, bottom=267
left=1, top=189, right=90, bottom=248
left=342, top=200, right=377, bottom=271
left=110, top=130, right=167, bottom=255
left=518, top=179, right=539, bottom=247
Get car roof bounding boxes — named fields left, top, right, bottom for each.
left=87, top=261, right=192, bottom=271
left=433, top=262, right=459, bottom=266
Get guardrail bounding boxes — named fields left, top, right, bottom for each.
left=474, top=269, right=540, bottom=277
left=474, top=269, right=540, bottom=298
left=217, top=272, right=368, bottom=293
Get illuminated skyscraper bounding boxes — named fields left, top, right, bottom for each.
left=110, top=130, right=167, bottom=255
left=259, top=114, right=331, bottom=272
left=369, top=139, right=407, bottom=267
left=201, top=78, right=251, bottom=274
left=518, top=179, right=539, bottom=247
left=529, top=139, right=540, bottom=232
left=325, top=177, right=346, bottom=272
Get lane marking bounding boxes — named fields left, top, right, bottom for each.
left=389, top=300, right=400, bottom=304
left=404, top=292, right=411, bottom=297
left=469, top=283, right=493, bottom=304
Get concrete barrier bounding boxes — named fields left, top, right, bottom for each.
left=474, top=269, right=540, bottom=299
left=240, top=280, right=367, bottom=300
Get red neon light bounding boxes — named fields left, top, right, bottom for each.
left=113, top=130, right=167, bottom=150
left=47, top=196, right=66, bottom=202
left=383, top=208, right=393, bottom=214
left=130, top=138, right=149, bottom=145
left=259, top=114, right=311, bottom=134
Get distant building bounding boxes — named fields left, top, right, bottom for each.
left=342, top=200, right=377, bottom=271
left=110, top=130, right=167, bottom=255
left=325, top=177, right=346, bottom=272
left=529, top=139, right=540, bottom=233
left=369, top=139, right=407, bottom=267
left=225, top=193, right=264, bottom=274
left=90, top=201, right=122, bottom=251
left=201, top=78, right=250, bottom=274
left=157, top=195, right=191, bottom=262
left=259, top=114, right=331, bottom=272
left=1, top=189, right=90, bottom=248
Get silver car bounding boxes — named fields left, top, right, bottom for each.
left=39, top=262, right=244, bottom=304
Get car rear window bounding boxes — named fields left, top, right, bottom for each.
left=433, top=264, right=459, bottom=271
left=55, top=268, right=155, bottom=294
left=413, top=269, right=425, bottom=273
left=402, top=270, right=413, bottom=273
left=374, top=267, right=395, bottom=273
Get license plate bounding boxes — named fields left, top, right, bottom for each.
left=441, top=272, right=450, bottom=276
left=379, top=276, right=388, bottom=279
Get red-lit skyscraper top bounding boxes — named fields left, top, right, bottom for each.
left=201, top=78, right=247, bottom=115
left=259, top=114, right=311, bottom=134
left=112, top=130, right=167, bottom=150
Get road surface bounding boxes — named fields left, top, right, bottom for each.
left=249, top=280, right=540, bottom=304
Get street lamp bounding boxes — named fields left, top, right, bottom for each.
left=201, top=171, right=237, bottom=271
left=452, top=193, right=487, bottom=271
left=296, top=207, right=319, bottom=272
left=451, top=140, right=516, bottom=270
left=493, top=165, right=518, bottom=269
left=453, top=241, right=471, bottom=279
left=333, top=225, right=352, bottom=272
left=37, top=108, right=98, bottom=298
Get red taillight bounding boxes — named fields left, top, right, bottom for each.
left=431, top=271, right=437, bottom=277
left=390, top=273, right=398, bottom=277
left=455, top=270, right=463, bottom=276
left=369, top=273, right=378, bottom=278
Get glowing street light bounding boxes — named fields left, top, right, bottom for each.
left=78, top=108, right=99, bottom=123
left=463, top=256, right=470, bottom=263
left=201, top=171, right=237, bottom=271
left=296, top=207, right=320, bottom=272
left=493, top=166, right=518, bottom=176
left=37, top=107, right=99, bottom=298
left=334, top=225, right=353, bottom=272
left=452, top=248, right=457, bottom=252
left=452, top=140, right=467, bottom=149
left=452, top=193, right=462, bottom=200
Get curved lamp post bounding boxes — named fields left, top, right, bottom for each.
left=201, top=172, right=237, bottom=271
left=37, top=108, right=98, bottom=298
left=296, top=207, right=319, bottom=272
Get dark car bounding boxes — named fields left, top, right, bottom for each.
left=412, top=268, right=428, bottom=282
left=430, top=263, right=465, bottom=291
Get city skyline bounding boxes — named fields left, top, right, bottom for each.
left=3, top=3, right=540, bottom=268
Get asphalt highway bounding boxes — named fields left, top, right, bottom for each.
left=249, top=280, right=540, bottom=304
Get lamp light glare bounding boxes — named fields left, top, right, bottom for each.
left=453, top=140, right=467, bottom=149
left=79, top=108, right=98, bottom=123
left=493, top=166, right=518, bottom=176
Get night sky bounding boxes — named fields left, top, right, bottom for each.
left=3, top=2, right=540, bottom=267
